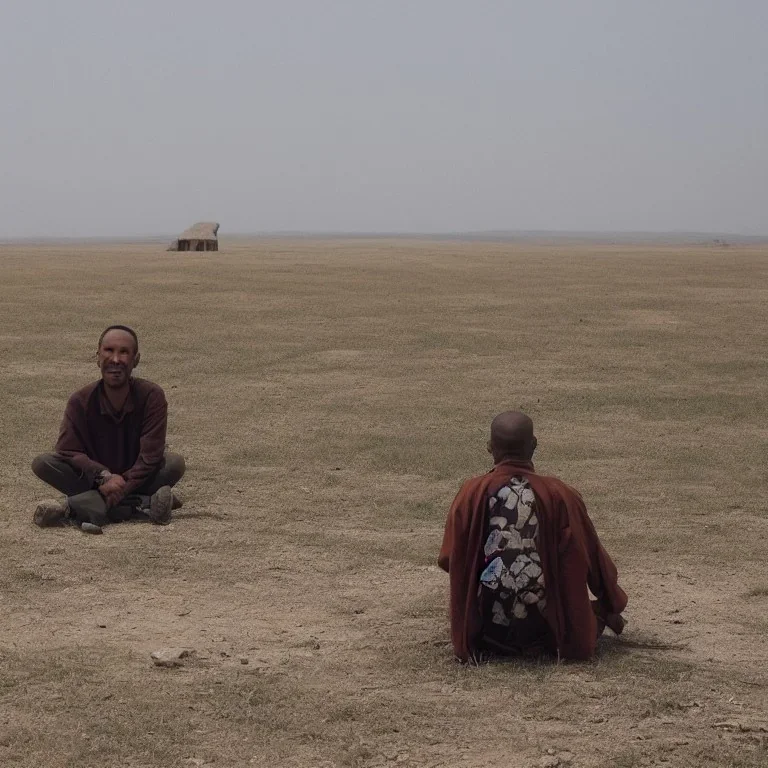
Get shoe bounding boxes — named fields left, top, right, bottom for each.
left=132, top=491, right=180, bottom=518
left=33, top=499, right=69, bottom=527
left=148, top=486, right=173, bottom=525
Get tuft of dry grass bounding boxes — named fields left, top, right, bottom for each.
left=1, top=238, right=767, bottom=767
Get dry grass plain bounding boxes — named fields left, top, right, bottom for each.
left=1, top=238, right=767, bottom=768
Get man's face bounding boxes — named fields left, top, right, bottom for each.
left=97, top=330, right=138, bottom=388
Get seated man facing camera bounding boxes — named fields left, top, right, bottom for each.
left=31, top=325, right=185, bottom=533
left=439, top=411, right=627, bottom=661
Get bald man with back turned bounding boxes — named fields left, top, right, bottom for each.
left=439, top=411, right=627, bottom=662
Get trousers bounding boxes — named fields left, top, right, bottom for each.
left=32, top=452, right=185, bottom=525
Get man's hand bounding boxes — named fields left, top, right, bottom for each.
left=98, top=473, right=127, bottom=508
left=592, top=601, right=626, bottom=636
left=605, top=613, right=626, bottom=635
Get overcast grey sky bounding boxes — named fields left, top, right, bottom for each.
left=1, top=1, right=766, bottom=237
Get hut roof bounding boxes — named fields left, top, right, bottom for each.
left=178, top=222, right=220, bottom=240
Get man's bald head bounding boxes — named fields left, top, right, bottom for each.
left=489, top=411, right=537, bottom=463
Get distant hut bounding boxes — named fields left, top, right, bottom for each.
left=167, top=222, right=220, bottom=252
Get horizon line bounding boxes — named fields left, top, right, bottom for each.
left=1, top=228, right=767, bottom=245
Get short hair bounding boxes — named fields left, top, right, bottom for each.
left=98, top=325, right=139, bottom=353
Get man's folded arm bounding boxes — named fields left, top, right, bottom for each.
left=580, top=507, right=628, bottom=619
left=438, top=480, right=474, bottom=572
left=54, top=406, right=109, bottom=484
left=438, top=506, right=456, bottom=572
left=122, top=388, right=168, bottom=494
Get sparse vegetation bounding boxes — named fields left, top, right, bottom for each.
left=1, top=238, right=767, bottom=767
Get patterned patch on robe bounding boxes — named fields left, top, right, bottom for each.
left=479, top=476, right=546, bottom=625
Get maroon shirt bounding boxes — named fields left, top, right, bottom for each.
left=54, top=377, right=168, bottom=495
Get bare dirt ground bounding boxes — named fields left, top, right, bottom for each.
left=1, top=238, right=767, bottom=768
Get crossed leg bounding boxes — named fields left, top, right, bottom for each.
left=31, top=453, right=185, bottom=527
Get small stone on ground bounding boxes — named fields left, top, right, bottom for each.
left=80, top=522, right=103, bottom=534
left=151, top=648, right=193, bottom=667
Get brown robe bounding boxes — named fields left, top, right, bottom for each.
left=438, top=460, right=627, bottom=662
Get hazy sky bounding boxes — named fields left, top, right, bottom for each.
left=1, top=1, right=766, bottom=237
